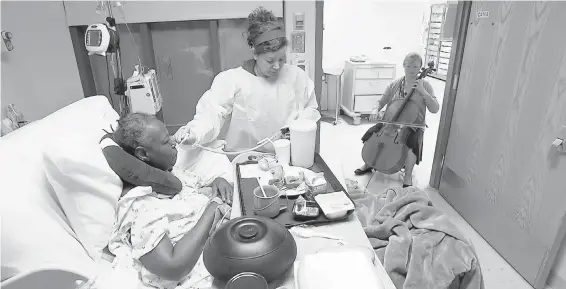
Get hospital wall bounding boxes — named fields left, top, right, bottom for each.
left=322, top=1, right=430, bottom=78
left=285, top=1, right=317, bottom=81
left=62, top=1, right=283, bottom=26
left=0, top=1, right=84, bottom=122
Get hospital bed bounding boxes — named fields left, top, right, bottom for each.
left=0, top=96, right=121, bottom=287
left=0, top=95, right=281, bottom=289
left=0, top=95, right=393, bottom=289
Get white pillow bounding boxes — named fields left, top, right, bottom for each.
left=0, top=96, right=119, bottom=281
left=44, top=135, right=123, bottom=260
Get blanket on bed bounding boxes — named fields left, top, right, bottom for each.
left=351, top=186, right=484, bottom=289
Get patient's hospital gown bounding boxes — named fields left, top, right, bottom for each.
left=107, top=168, right=227, bottom=289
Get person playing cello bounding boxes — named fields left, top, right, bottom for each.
left=355, top=52, right=440, bottom=187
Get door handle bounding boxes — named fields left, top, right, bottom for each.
left=552, top=126, right=566, bottom=153
left=552, top=138, right=564, bottom=153
left=2, top=30, right=14, bottom=51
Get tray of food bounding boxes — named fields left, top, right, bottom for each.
left=235, top=153, right=355, bottom=228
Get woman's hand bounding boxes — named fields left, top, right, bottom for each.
left=207, top=199, right=220, bottom=211
left=369, top=110, right=384, bottom=122
left=217, top=203, right=231, bottom=216
left=209, top=203, right=231, bottom=236
left=208, top=197, right=230, bottom=216
left=412, top=79, right=427, bottom=95
left=212, top=177, right=233, bottom=205
left=173, top=126, right=196, bottom=145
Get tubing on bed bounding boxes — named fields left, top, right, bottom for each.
left=102, top=145, right=183, bottom=195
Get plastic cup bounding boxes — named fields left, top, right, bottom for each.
left=253, top=185, right=281, bottom=218
left=289, top=120, right=317, bottom=168
left=273, top=139, right=291, bottom=166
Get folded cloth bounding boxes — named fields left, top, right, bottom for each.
left=351, top=187, right=484, bottom=289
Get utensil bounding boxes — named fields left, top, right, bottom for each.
left=289, top=226, right=347, bottom=244
left=256, top=177, right=267, bottom=197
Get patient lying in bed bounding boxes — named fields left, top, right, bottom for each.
left=105, top=113, right=233, bottom=289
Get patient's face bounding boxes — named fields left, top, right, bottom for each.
left=137, top=120, right=177, bottom=171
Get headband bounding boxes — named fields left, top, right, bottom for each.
left=253, top=29, right=286, bottom=46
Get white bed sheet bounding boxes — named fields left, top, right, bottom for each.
left=80, top=257, right=141, bottom=289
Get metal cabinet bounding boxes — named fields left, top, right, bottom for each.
left=424, top=3, right=454, bottom=79
left=340, top=60, right=396, bottom=124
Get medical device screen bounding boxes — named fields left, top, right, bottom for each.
left=86, top=30, right=102, bottom=47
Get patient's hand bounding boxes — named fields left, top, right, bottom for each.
left=217, top=203, right=231, bottom=216
left=212, top=177, right=233, bottom=205
left=210, top=203, right=231, bottom=236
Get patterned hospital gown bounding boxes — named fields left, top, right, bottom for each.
left=107, top=168, right=225, bottom=289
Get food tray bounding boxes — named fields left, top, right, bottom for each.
left=236, top=153, right=354, bottom=228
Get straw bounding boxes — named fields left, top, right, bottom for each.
left=256, top=137, right=271, bottom=145
left=256, top=177, right=267, bottom=197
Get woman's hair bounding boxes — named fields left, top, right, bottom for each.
left=247, top=6, right=288, bottom=54
left=403, top=52, right=423, bottom=67
left=112, top=112, right=156, bottom=155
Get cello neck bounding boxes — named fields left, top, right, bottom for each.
left=388, top=80, right=418, bottom=121
left=387, top=68, right=433, bottom=122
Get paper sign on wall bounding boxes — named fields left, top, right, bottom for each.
left=477, top=11, right=490, bottom=18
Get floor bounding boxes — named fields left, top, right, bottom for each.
left=318, top=77, right=550, bottom=289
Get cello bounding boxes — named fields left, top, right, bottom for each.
left=361, top=61, right=436, bottom=174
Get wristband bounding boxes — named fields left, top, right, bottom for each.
left=210, top=197, right=223, bottom=206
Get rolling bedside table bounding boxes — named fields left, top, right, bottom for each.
left=340, top=60, right=396, bottom=125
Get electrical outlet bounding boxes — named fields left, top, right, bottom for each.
left=294, top=13, right=305, bottom=30
left=291, top=31, right=305, bottom=53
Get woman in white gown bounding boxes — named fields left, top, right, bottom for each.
left=173, top=7, right=320, bottom=153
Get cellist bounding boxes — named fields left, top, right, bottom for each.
left=355, top=53, right=440, bottom=187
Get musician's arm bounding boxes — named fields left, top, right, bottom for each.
left=372, top=84, right=394, bottom=114
left=422, top=81, right=440, bottom=113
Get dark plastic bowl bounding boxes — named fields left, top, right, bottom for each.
left=203, top=216, right=297, bottom=282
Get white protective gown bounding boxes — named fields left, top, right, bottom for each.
left=183, top=60, right=321, bottom=153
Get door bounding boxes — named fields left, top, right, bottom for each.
left=218, top=19, right=253, bottom=71
left=439, top=2, right=566, bottom=288
left=150, top=21, right=214, bottom=133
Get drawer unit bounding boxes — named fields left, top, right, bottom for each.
left=355, top=67, right=395, bottom=79
left=355, top=79, right=389, bottom=95
left=353, top=94, right=380, bottom=113
left=341, top=60, right=396, bottom=123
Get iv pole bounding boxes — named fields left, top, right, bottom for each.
left=98, top=0, right=128, bottom=116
